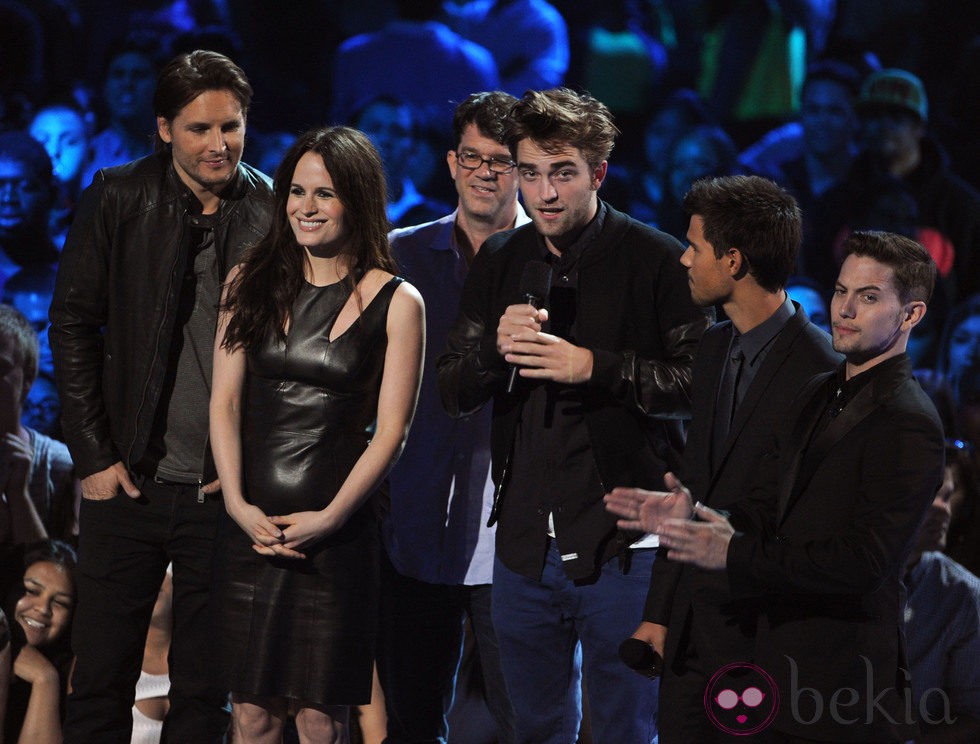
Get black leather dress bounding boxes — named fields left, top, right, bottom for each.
left=216, top=276, right=402, bottom=706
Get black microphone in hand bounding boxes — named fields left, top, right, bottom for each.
left=618, top=638, right=663, bottom=679
left=506, top=260, right=552, bottom=394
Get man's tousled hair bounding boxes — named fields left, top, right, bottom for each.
left=505, top=88, right=618, bottom=169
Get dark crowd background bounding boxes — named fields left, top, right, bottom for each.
left=1, top=1, right=979, bottom=740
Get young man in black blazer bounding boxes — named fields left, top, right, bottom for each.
left=607, top=175, right=840, bottom=742
left=627, top=231, right=944, bottom=742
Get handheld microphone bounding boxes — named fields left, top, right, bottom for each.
left=618, top=638, right=664, bottom=679
left=506, top=260, right=552, bottom=393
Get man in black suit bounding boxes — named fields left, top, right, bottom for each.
left=606, top=174, right=840, bottom=742
left=649, top=231, right=945, bottom=742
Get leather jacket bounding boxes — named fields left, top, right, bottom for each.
left=49, top=149, right=274, bottom=479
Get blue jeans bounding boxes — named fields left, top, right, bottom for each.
left=491, top=543, right=659, bottom=744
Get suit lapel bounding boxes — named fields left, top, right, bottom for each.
left=778, top=356, right=914, bottom=522
left=777, top=372, right=833, bottom=522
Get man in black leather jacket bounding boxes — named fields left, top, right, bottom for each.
left=49, top=50, right=273, bottom=743
left=437, top=88, right=708, bottom=744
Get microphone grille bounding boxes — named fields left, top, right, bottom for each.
left=519, top=260, right=552, bottom=300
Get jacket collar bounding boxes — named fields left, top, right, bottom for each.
left=777, top=354, right=913, bottom=522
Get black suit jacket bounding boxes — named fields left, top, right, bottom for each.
left=727, top=354, right=945, bottom=741
left=644, top=307, right=839, bottom=686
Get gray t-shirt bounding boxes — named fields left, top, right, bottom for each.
left=151, top=212, right=220, bottom=483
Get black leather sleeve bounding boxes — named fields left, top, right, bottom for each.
left=592, top=317, right=709, bottom=420
left=48, top=172, right=119, bottom=478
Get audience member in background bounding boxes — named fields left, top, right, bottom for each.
left=1, top=239, right=60, bottom=441
left=658, top=124, right=738, bottom=238
left=620, top=89, right=714, bottom=226
left=28, top=98, right=93, bottom=247
left=785, top=274, right=830, bottom=333
left=937, top=294, right=980, bottom=411
left=739, top=60, right=861, bottom=186
left=352, top=96, right=450, bottom=229
left=904, top=455, right=980, bottom=742
left=443, top=0, right=569, bottom=96
left=82, top=39, right=159, bottom=185
left=3, top=264, right=56, bottom=375
left=2, top=246, right=61, bottom=439
left=920, top=293, right=980, bottom=461
left=819, top=69, right=980, bottom=306
left=746, top=61, right=862, bottom=280
left=130, top=567, right=173, bottom=744
left=2, top=540, right=77, bottom=744
left=0, top=305, right=76, bottom=596
left=944, top=439, right=980, bottom=577
left=0, top=133, right=59, bottom=291
left=330, top=0, right=499, bottom=135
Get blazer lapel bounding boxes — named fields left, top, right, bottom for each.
left=776, top=372, right=832, bottom=522
left=778, top=357, right=914, bottom=522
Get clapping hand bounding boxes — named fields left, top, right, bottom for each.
left=604, top=472, right=694, bottom=533
left=657, top=505, right=735, bottom=570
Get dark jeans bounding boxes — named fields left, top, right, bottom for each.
left=377, top=549, right=515, bottom=744
left=64, top=477, right=228, bottom=744
left=491, top=544, right=659, bottom=744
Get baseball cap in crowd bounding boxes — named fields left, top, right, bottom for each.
left=857, top=68, right=928, bottom=122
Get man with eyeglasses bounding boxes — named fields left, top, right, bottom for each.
left=438, top=88, right=708, bottom=744
left=379, top=90, right=525, bottom=744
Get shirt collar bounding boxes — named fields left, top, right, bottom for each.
left=832, top=351, right=909, bottom=408
left=737, top=294, right=795, bottom=365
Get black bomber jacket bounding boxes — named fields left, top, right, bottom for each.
left=436, top=204, right=710, bottom=580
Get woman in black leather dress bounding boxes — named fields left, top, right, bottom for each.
left=210, top=126, right=424, bottom=743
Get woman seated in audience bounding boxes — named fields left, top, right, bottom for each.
left=1, top=540, right=76, bottom=744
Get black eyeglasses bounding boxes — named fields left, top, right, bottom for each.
left=455, top=151, right=516, bottom=174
